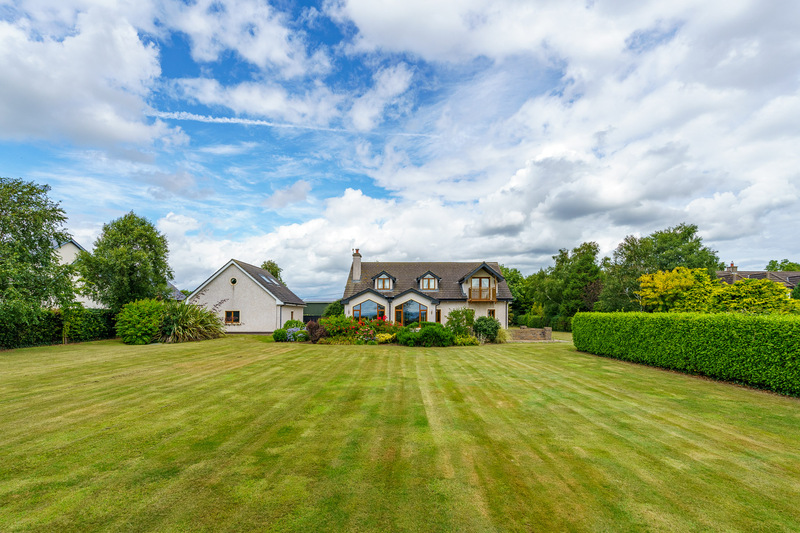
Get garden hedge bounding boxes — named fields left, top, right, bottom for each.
left=0, top=302, right=117, bottom=350
left=572, top=312, right=800, bottom=396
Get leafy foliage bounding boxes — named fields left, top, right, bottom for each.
left=62, top=307, right=116, bottom=343
left=260, top=259, right=283, bottom=282
left=418, top=322, right=455, bottom=347
left=283, top=319, right=305, bottom=329
left=159, top=301, right=225, bottom=343
left=305, top=320, right=329, bottom=343
left=527, top=242, right=602, bottom=320
left=76, top=212, right=172, bottom=312
left=115, top=299, right=164, bottom=345
left=500, top=265, right=529, bottom=323
left=453, top=334, right=480, bottom=346
left=765, top=259, right=800, bottom=271
left=573, top=312, right=800, bottom=396
left=597, top=223, right=722, bottom=312
left=474, top=316, right=501, bottom=342
left=322, top=300, right=345, bottom=317
left=0, top=177, right=75, bottom=308
left=445, top=308, right=475, bottom=336
left=272, top=328, right=288, bottom=342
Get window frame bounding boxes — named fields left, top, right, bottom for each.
left=376, top=276, right=391, bottom=290
left=420, top=276, right=436, bottom=290
left=488, top=309, right=496, bottom=319
left=225, top=310, right=240, bottom=324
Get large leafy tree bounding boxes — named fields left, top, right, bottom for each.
left=597, top=223, right=722, bottom=311
left=0, top=177, right=74, bottom=307
left=500, top=265, right=530, bottom=320
left=76, top=212, right=172, bottom=312
left=528, top=241, right=602, bottom=319
left=765, top=259, right=800, bottom=271
left=260, top=259, right=283, bottom=282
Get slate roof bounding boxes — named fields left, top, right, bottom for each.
left=715, top=270, right=800, bottom=289
left=343, top=261, right=513, bottom=302
left=167, top=282, right=186, bottom=301
left=231, top=259, right=305, bottom=305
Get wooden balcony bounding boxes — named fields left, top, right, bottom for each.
left=468, top=287, right=496, bottom=302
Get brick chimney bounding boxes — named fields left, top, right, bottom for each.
left=352, top=249, right=362, bottom=281
left=726, top=261, right=738, bottom=272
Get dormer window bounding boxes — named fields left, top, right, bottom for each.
left=420, top=275, right=436, bottom=290
left=377, top=275, right=391, bottom=290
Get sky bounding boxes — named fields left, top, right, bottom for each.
left=2, top=0, right=799, bottom=300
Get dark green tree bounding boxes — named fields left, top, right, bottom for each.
left=765, top=259, right=800, bottom=271
left=0, top=177, right=74, bottom=307
left=528, top=242, right=602, bottom=319
left=322, top=299, right=344, bottom=317
left=260, top=259, right=283, bottom=282
left=76, top=212, right=172, bottom=312
left=597, top=223, right=722, bottom=312
left=500, top=265, right=530, bottom=321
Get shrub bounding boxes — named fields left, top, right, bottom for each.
left=453, top=335, right=480, bottom=346
left=283, top=319, right=305, bottom=329
left=376, top=333, right=396, bottom=344
left=417, top=322, right=455, bottom=347
left=63, top=307, right=116, bottom=343
left=322, top=300, right=345, bottom=317
left=159, top=301, right=225, bottom=343
left=116, top=299, right=164, bottom=345
left=286, top=327, right=309, bottom=342
left=0, top=301, right=63, bottom=349
left=305, top=320, right=329, bottom=343
left=474, top=316, right=501, bottom=342
left=573, top=312, right=800, bottom=396
left=319, top=315, right=359, bottom=337
left=550, top=316, right=572, bottom=332
left=272, top=328, right=288, bottom=342
left=445, top=308, right=475, bottom=336
left=396, top=328, right=420, bottom=347
left=526, top=315, right=546, bottom=329
left=495, top=327, right=509, bottom=344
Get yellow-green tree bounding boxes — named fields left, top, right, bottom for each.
left=636, top=267, right=720, bottom=312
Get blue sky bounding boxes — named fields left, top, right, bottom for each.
left=2, top=0, right=799, bottom=300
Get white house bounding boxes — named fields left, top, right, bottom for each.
left=341, top=250, right=512, bottom=328
left=188, top=259, right=305, bottom=333
left=56, top=239, right=104, bottom=309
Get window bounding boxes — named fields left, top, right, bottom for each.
left=470, top=277, right=491, bottom=300
left=420, top=276, right=436, bottom=290
left=230, top=277, right=238, bottom=285
left=400, top=300, right=427, bottom=325
left=377, top=276, right=391, bottom=290
left=225, top=311, right=240, bottom=324
left=291, top=311, right=294, bottom=320
left=435, top=309, right=441, bottom=323
left=488, top=309, right=496, bottom=319
left=353, top=299, right=385, bottom=320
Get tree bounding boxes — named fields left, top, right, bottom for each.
left=636, top=267, right=721, bottom=313
left=76, top=212, right=172, bottom=312
left=528, top=242, right=602, bottom=319
left=260, top=259, right=283, bottom=282
left=322, top=299, right=344, bottom=317
left=0, top=177, right=74, bottom=307
left=597, top=223, right=722, bottom=311
left=500, top=265, right=530, bottom=322
left=765, top=259, right=800, bottom=271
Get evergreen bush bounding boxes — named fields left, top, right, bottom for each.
left=115, top=299, right=164, bottom=345
left=272, top=328, right=288, bottom=342
left=445, top=308, right=474, bottom=336
left=474, top=316, right=501, bottom=342
left=418, top=322, right=455, bottom=347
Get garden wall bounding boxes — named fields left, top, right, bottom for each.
left=572, top=312, right=800, bottom=396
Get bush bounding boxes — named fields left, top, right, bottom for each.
left=526, top=315, right=547, bottom=329
left=396, top=328, right=420, bottom=347
left=417, top=322, right=455, bottom=347
left=376, top=333, right=396, bottom=344
left=573, top=312, right=800, bottom=396
left=272, top=328, right=288, bottom=342
left=286, top=327, right=309, bottom=342
left=283, top=319, right=305, bottom=329
left=0, top=301, right=63, bottom=349
left=319, top=315, right=359, bottom=337
left=305, top=320, right=329, bottom=343
left=445, top=308, right=475, bottom=336
left=495, top=328, right=509, bottom=344
left=550, top=316, right=572, bottom=332
left=454, top=335, right=480, bottom=346
left=159, top=301, right=225, bottom=343
left=63, top=307, right=116, bottom=343
left=474, top=316, right=501, bottom=342
left=116, top=299, right=164, bottom=345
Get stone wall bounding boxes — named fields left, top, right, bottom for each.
left=509, top=326, right=552, bottom=341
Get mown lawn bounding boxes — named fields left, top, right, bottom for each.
left=1, top=336, right=799, bottom=532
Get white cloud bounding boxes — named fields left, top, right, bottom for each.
left=0, top=6, right=176, bottom=147
left=349, top=63, right=414, bottom=131
left=263, top=180, right=312, bottom=209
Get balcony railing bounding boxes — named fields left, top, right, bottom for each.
left=468, top=287, right=496, bottom=302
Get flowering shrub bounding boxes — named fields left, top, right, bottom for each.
left=376, top=333, right=396, bottom=344
left=356, top=323, right=376, bottom=343
left=319, top=315, right=359, bottom=337
left=286, top=327, right=309, bottom=342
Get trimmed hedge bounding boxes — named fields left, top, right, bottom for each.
left=0, top=302, right=116, bottom=350
left=573, top=312, right=800, bottom=396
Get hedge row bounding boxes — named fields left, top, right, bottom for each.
left=572, top=312, right=800, bottom=396
left=0, top=302, right=116, bottom=350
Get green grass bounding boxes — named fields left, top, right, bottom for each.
left=2, top=336, right=800, bottom=532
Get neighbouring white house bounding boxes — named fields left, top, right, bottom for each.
left=341, top=250, right=513, bottom=328
left=188, top=259, right=305, bottom=333
left=56, top=239, right=104, bottom=308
